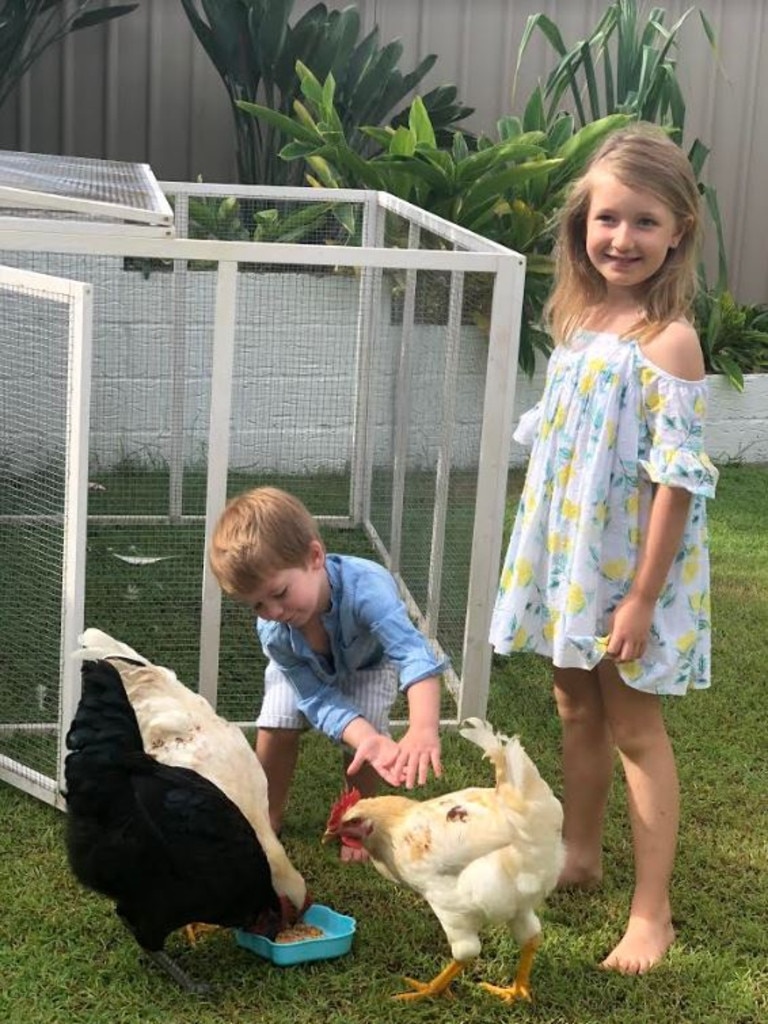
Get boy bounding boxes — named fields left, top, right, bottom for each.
left=209, top=487, right=445, bottom=859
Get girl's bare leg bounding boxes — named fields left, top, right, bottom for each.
left=553, top=666, right=614, bottom=887
left=255, top=727, right=303, bottom=833
left=598, top=663, right=678, bottom=973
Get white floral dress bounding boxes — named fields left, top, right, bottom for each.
left=490, top=329, right=719, bottom=695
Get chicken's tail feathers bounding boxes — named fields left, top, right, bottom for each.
left=459, top=716, right=512, bottom=777
left=459, top=717, right=553, bottom=801
left=73, top=628, right=150, bottom=666
left=64, top=660, right=147, bottom=813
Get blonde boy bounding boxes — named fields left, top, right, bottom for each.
left=209, top=487, right=444, bottom=859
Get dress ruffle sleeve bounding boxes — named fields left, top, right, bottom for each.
left=513, top=403, right=542, bottom=446
left=639, top=369, right=719, bottom=498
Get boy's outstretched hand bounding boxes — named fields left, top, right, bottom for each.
left=346, top=727, right=441, bottom=789
left=343, top=676, right=443, bottom=788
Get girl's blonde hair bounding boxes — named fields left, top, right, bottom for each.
left=209, top=486, right=323, bottom=598
left=544, top=122, right=701, bottom=344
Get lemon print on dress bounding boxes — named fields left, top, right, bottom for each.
left=645, top=390, right=666, bottom=414
left=681, top=549, right=701, bottom=585
left=561, top=498, right=580, bottom=521
left=511, top=626, right=529, bottom=650
left=557, top=462, right=576, bottom=489
left=514, top=558, right=534, bottom=586
left=547, top=531, right=571, bottom=555
left=676, top=630, right=697, bottom=654
left=542, top=608, right=561, bottom=641
left=592, top=501, right=608, bottom=526
left=500, top=564, right=514, bottom=591
left=619, top=660, right=644, bottom=683
left=688, top=591, right=706, bottom=614
left=602, top=558, right=629, bottom=581
left=566, top=583, right=587, bottom=614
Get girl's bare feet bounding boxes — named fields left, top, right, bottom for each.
left=601, top=916, right=675, bottom=974
left=557, top=849, right=602, bottom=890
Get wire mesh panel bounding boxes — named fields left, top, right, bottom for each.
left=0, top=265, right=92, bottom=806
left=0, top=181, right=525, bottom=795
left=0, top=149, right=173, bottom=227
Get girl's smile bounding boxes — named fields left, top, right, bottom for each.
left=586, top=170, right=682, bottom=298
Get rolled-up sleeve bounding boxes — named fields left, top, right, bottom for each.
left=354, top=570, right=448, bottom=689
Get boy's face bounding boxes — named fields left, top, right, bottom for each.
left=246, top=540, right=329, bottom=628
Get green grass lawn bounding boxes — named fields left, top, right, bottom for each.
left=1, top=464, right=766, bottom=1024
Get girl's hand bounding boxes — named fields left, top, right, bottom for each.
left=606, top=593, right=655, bottom=662
left=389, top=725, right=442, bottom=789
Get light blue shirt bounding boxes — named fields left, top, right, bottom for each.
left=257, top=554, right=447, bottom=741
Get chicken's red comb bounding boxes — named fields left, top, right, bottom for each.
left=325, top=787, right=362, bottom=830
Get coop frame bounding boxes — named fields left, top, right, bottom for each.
left=0, top=181, right=525, bottom=808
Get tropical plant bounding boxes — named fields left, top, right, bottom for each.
left=694, top=285, right=768, bottom=390
left=179, top=0, right=472, bottom=186
left=0, top=0, right=138, bottom=112
left=184, top=190, right=335, bottom=243
left=513, top=0, right=717, bottom=139
left=239, top=63, right=632, bottom=372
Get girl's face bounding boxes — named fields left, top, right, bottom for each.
left=585, top=168, right=683, bottom=300
left=246, top=541, right=329, bottom=628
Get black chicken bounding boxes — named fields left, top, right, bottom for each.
left=64, top=659, right=282, bottom=991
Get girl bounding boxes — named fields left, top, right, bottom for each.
left=490, top=124, right=718, bottom=974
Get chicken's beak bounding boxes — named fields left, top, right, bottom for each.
left=321, top=828, right=336, bottom=845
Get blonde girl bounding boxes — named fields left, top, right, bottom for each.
left=490, top=124, right=718, bottom=973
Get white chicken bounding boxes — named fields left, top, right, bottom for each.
left=323, top=718, right=564, bottom=1003
left=74, top=628, right=309, bottom=923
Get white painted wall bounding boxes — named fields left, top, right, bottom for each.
left=1, top=255, right=758, bottom=474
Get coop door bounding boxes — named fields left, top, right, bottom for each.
left=0, top=264, right=92, bottom=809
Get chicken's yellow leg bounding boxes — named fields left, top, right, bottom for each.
left=392, top=959, right=466, bottom=1001
left=480, top=934, right=540, bottom=1003
left=183, top=923, right=223, bottom=946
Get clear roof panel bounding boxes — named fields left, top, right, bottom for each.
left=0, top=150, right=173, bottom=226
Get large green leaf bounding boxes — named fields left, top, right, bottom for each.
left=190, top=1, right=471, bottom=185
left=236, top=100, right=320, bottom=144
left=0, top=1, right=138, bottom=112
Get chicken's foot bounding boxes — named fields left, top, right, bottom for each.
left=479, top=935, right=540, bottom=1003
left=146, top=949, right=210, bottom=995
left=183, top=922, right=223, bottom=946
left=392, top=959, right=465, bottom=1001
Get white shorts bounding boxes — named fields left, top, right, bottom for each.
left=257, top=660, right=399, bottom=736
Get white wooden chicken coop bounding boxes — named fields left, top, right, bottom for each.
left=0, top=150, right=525, bottom=809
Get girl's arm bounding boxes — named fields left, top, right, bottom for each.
left=608, top=319, right=709, bottom=662
left=607, top=485, right=692, bottom=662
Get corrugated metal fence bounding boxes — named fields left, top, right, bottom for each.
left=0, top=0, right=766, bottom=303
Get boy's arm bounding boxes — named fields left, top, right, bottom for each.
left=345, top=676, right=442, bottom=788
left=398, top=676, right=442, bottom=785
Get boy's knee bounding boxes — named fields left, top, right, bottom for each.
left=258, top=726, right=303, bottom=745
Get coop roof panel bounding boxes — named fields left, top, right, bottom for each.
left=0, top=150, right=173, bottom=226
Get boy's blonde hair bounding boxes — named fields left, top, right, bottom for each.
left=209, top=486, right=323, bottom=598
left=544, top=122, right=701, bottom=344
